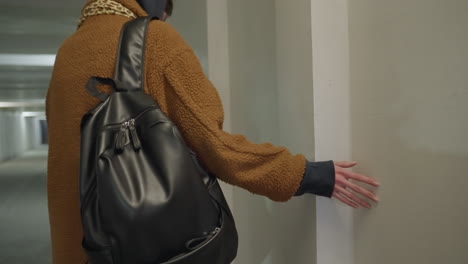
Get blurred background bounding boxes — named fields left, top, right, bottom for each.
left=1, top=0, right=467, bottom=264
left=0, top=0, right=83, bottom=263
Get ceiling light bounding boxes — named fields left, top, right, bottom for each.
left=0, top=100, right=45, bottom=108
left=0, top=54, right=56, bottom=67
left=22, top=111, right=46, bottom=117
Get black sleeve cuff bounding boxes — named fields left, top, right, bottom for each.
left=294, top=160, right=335, bottom=198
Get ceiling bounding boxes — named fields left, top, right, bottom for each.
left=0, top=0, right=84, bottom=109
left=0, top=0, right=209, bottom=110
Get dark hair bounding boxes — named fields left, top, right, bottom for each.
left=165, top=0, right=173, bottom=16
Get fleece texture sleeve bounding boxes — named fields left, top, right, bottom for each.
left=161, top=48, right=307, bottom=202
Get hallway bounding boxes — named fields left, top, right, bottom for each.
left=0, top=146, right=51, bottom=263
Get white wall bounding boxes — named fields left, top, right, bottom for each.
left=0, top=110, right=29, bottom=162
left=168, top=0, right=208, bottom=72
left=171, top=1, right=319, bottom=263
left=227, top=0, right=316, bottom=263
left=25, top=116, right=42, bottom=150
left=170, top=1, right=468, bottom=264
left=348, top=1, right=468, bottom=263
left=311, top=1, right=354, bottom=264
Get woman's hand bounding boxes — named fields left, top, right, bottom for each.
left=332, top=161, right=379, bottom=209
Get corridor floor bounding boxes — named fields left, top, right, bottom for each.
left=0, top=146, right=51, bottom=263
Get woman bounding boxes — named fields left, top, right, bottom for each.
left=46, top=0, right=379, bottom=263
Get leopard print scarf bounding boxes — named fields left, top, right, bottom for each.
left=78, top=0, right=137, bottom=28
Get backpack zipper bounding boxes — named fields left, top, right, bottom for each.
left=115, top=118, right=143, bottom=152
left=165, top=226, right=222, bottom=263
left=128, top=119, right=141, bottom=150
left=102, top=105, right=158, bottom=152
left=184, top=226, right=221, bottom=250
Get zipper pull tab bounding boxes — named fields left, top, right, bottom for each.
left=184, top=226, right=221, bottom=251
left=212, top=227, right=221, bottom=236
left=128, top=119, right=141, bottom=151
left=115, top=121, right=129, bottom=152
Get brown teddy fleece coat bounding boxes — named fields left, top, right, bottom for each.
left=45, top=0, right=307, bottom=262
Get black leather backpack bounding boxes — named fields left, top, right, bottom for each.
left=79, top=16, right=238, bottom=264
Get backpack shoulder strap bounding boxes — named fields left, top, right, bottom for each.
left=113, top=16, right=158, bottom=92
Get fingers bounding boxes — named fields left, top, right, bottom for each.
left=333, top=161, right=380, bottom=207
left=336, top=166, right=380, bottom=187
left=332, top=191, right=359, bottom=208
left=334, top=161, right=357, bottom=168
left=335, top=185, right=371, bottom=208
left=347, top=171, right=379, bottom=187
left=343, top=180, right=378, bottom=202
